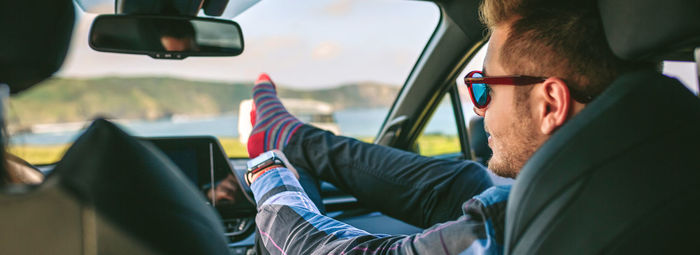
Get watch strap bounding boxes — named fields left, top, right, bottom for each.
left=245, top=164, right=284, bottom=185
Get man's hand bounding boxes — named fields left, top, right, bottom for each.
left=268, top=149, right=299, bottom=179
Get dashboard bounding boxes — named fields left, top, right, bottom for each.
left=142, top=137, right=257, bottom=244
left=33, top=135, right=423, bottom=254
left=127, top=136, right=422, bottom=254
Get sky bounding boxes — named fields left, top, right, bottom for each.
left=58, top=0, right=440, bottom=89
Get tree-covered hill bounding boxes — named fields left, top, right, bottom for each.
left=8, top=76, right=400, bottom=129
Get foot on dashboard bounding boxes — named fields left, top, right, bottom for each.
left=247, top=73, right=303, bottom=158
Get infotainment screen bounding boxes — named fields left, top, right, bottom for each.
left=141, top=136, right=256, bottom=217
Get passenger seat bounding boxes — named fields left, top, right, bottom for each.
left=504, top=0, right=700, bottom=253
left=468, top=116, right=514, bottom=185
left=467, top=116, right=492, bottom=166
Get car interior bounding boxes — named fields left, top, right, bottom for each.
left=1, top=0, right=698, bottom=254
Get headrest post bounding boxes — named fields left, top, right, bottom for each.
left=695, top=47, right=700, bottom=98
left=0, top=84, right=8, bottom=180
left=0, top=84, right=8, bottom=125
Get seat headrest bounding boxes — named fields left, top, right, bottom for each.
left=0, top=0, right=74, bottom=94
left=468, top=116, right=492, bottom=165
left=599, top=0, right=700, bottom=61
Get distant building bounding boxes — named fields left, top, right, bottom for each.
left=238, top=99, right=341, bottom=144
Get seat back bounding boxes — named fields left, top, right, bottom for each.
left=0, top=183, right=86, bottom=254
left=0, top=179, right=162, bottom=254
left=505, top=69, right=700, bottom=254
left=504, top=0, right=700, bottom=253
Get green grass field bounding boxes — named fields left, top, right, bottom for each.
left=416, top=134, right=461, bottom=156
left=8, top=144, right=71, bottom=165
left=9, top=135, right=460, bottom=165
left=8, top=137, right=250, bottom=165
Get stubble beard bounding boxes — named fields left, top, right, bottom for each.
left=488, top=122, right=540, bottom=178
left=487, top=95, right=544, bottom=179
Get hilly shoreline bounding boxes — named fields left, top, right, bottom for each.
left=8, top=76, right=400, bottom=132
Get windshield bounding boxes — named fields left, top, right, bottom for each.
left=7, top=0, right=439, bottom=164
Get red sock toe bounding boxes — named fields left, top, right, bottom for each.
left=256, top=73, right=272, bottom=85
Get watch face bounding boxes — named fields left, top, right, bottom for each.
left=247, top=151, right=277, bottom=171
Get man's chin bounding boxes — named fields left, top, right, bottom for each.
left=491, top=169, right=518, bottom=179
left=487, top=156, right=519, bottom=179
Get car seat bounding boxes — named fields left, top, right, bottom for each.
left=504, top=0, right=700, bottom=254
left=0, top=0, right=74, bottom=93
left=0, top=1, right=229, bottom=254
left=467, top=116, right=492, bottom=166
left=1, top=120, right=231, bottom=254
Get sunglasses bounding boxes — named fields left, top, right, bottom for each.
left=464, top=70, right=546, bottom=108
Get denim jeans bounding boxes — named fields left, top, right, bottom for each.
left=283, top=125, right=493, bottom=228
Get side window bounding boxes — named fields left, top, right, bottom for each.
left=417, top=41, right=514, bottom=184
left=415, top=93, right=461, bottom=157
left=456, top=43, right=489, bottom=164
left=662, top=61, right=699, bottom=95
left=415, top=42, right=489, bottom=158
left=456, top=43, right=488, bottom=124
left=455, top=42, right=516, bottom=185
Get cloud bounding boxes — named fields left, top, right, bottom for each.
left=56, top=1, right=433, bottom=90
left=322, top=0, right=354, bottom=16
left=249, top=36, right=302, bottom=51
left=312, top=41, right=342, bottom=60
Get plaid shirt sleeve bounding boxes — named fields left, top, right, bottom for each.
left=250, top=167, right=508, bottom=255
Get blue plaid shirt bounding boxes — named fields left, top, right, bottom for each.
left=251, top=167, right=510, bottom=255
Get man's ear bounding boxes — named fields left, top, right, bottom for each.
left=535, top=77, right=571, bottom=135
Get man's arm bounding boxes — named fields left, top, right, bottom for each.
left=251, top=167, right=500, bottom=254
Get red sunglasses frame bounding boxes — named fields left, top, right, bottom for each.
left=463, top=70, right=546, bottom=108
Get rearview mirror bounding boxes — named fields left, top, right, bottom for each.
left=89, top=15, right=244, bottom=59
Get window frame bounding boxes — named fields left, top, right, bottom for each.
left=376, top=34, right=489, bottom=161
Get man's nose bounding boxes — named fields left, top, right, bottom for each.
left=473, top=106, right=486, bottom=117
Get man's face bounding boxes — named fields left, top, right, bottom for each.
left=477, top=25, right=544, bottom=178
left=161, top=36, right=193, bottom=52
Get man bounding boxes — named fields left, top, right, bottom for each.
left=156, top=20, right=200, bottom=52
left=244, top=0, right=643, bottom=254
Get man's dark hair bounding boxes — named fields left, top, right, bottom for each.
left=480, top=1, right=652, bottom=103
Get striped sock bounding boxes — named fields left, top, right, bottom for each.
left=247, top=73, right=303, bottom=158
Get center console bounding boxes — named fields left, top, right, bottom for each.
left=142, top=136, right=257, bottom=253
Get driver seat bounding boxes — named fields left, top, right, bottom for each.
left=0, top=1, right=229, bottom=254
left=504, top=0, right=700, bottom=254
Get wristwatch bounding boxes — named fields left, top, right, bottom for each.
left=245, top=151, right=286, bottom=185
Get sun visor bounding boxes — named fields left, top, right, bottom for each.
left=599, top=0, right=700, bottom=61
left=0, top=0, right=74, bottom=94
